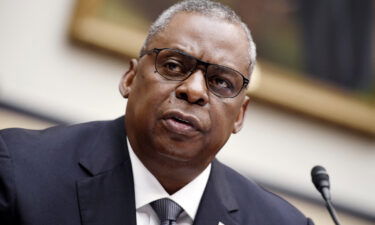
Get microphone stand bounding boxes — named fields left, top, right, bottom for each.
left=324, top=197, right=341, bottom=225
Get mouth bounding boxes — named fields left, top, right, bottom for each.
left=162, top=111, right=202, bottom=136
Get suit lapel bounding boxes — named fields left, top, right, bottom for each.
left=76, top=117, right=136, bottom=225
left=76, top=163, right=136, bottom=225
left=193, top=160, right=240, bottom=225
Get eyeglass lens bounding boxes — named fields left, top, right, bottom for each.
left=154, top=48, right=245, bottom=98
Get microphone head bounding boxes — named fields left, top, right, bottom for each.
left=311, top=165, right=330, bottom=192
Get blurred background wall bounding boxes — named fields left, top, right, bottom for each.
left=0, top=0, right=374, bottom=224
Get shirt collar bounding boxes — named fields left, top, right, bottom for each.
left=127, top=138, right=211, bottom=220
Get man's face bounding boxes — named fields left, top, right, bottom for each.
left=122, top=12, right=250, bottom=172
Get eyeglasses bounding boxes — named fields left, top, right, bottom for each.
left=141, top=48, right=249, bottom=98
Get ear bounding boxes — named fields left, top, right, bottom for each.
left=119, top=59, right=138, bottom=98
left=232, top=96, right=250, bottom=133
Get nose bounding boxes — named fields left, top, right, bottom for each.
left=175, top=70, right=209, bottom=106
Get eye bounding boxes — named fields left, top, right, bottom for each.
left=163, top=60, right=184, bottom=73
left=210, top=76, right=233, bottom=89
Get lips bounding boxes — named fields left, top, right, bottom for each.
left=162, top=110, right=202, bottom=135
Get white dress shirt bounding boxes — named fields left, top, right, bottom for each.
left=127, top=139, right=211, bottom=225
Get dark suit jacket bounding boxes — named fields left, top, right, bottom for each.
left=0, top=117, right=314, bottom=225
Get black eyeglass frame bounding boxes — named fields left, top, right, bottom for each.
left=141, top=48, right=250, bottom=98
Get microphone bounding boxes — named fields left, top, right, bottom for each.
left=311, top=165, right=342, bottom=225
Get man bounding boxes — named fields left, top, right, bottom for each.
left=0, top=0, right=314, bottom=224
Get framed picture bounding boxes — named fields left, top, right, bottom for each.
left=70, top=0, right=375, bottom=136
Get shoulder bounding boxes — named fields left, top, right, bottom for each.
left=1, top=119, right=116, bottom=155
left=216, top=161, right=313, bottom=225
left=0, top=119, right=111, bottom=148
left=0, top=117, right=126, bottom=224
left=0, top=119, right=120, bottom=173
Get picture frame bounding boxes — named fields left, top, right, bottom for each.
left=70, top=0, right=375, bottom=136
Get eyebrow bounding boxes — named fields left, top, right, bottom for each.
left=166, top=47, right=246, bottom=75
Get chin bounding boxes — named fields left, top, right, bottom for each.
left=155, top=145, right=202, bottom=165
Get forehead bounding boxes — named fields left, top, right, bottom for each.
left=148, top=12, right=250, bottom=76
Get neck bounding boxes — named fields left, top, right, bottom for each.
left=125, top=121, right=210, bottom=194
left=142, top=153, right=208, bottom=194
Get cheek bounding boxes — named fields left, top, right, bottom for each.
left=127, top=70, right=174, bottom=121
left=212, top=102, right=240, bottom=127
left=208, top=100, right=243, bottom=141
left=205, top=104, right=236, bottom=147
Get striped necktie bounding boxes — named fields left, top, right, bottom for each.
left=151, top=198, right=183, bottom=225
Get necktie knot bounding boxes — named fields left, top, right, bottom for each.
left=151, top=198, right=183, bottom=224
